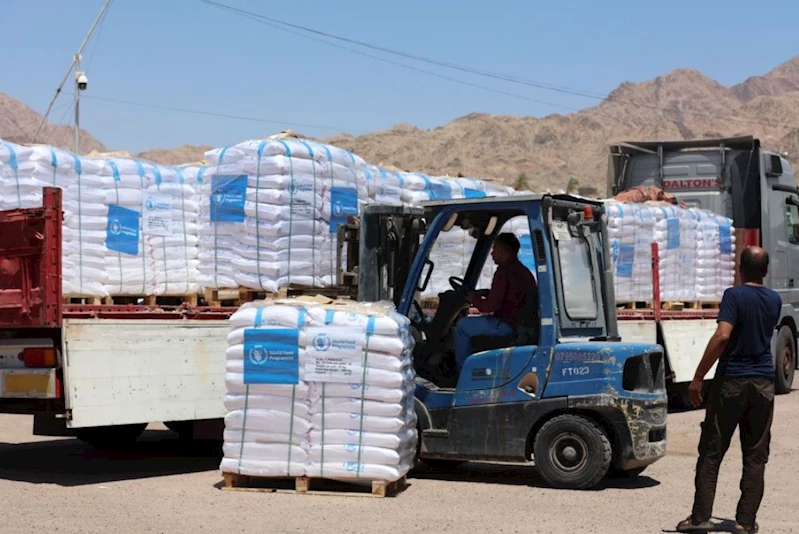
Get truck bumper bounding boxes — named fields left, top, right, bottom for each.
left=569, top=394, right=667, bottom=470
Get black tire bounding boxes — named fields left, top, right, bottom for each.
left=775, top=325, right=795, bottom=395
left=533, top=414, right=612, bottom=490
left=76, top=423, right=147, bottom=449
left=164, top=421, right=195, bottom=440
left=606, top=465, right=647, bottom=479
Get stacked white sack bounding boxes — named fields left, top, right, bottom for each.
left=365, top=166, right=405, bottom=206
left=98, top=158, right=156, bottom=296
left=220, top=299, right=417, bottom=482
left=305, top=303, right=417, bottom=481
left=221, top=303, right=311, bottom=477
left=694, top=211, right=736, bottom=301
left=422, top=228, right=476, bottom=297
left=0, top=141, right=109, bottom=297
left=606, top=202, right=655, bottom=302
left=199, top=138, right=367, bottom=292
left=651, top=206, right=698, bottom=302
left=145, top=165, right=202, bottom=295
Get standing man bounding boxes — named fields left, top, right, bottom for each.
left=454, top=233, right=537, bottom=372
left=677, top=246, right=781, bottom=534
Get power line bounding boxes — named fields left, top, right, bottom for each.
left=63, top=92, right=367, bottom=134
left=198, top=0, right=799, bottom=133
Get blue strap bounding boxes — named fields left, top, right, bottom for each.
left=197, top=167, right=206, bottom=184
left=254, top=307, right=265, bottom=327
left=134, top=159, right=145, bottom=178
left=299, top=140, right=315, bottom=159
left=325, top=310, right=335, bottom=324
left=2, top=142, right=18, bottom=171
left=152, top=164, right=163, bottom=187
left=298, top=308, right=307, bottom=328
left=366, top=316, right=376, bottom=335
left=217, top=146, right=230, bottom=165
left=277, top=140, right=292, bottom=158
left=72, top=153, right=82, bottom=175
left=107, top=161, right=121, bottom=182
left=176, top=167, right=185, bottom=184
left=323, top=146, right=333, bottom=162
left=394, top=172, right=405, bottom=188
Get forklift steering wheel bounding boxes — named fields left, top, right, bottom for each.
left=449, top=276, right=470, bottom=294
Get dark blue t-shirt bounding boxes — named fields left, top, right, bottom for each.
left=716, top=284, right=781, bottom=378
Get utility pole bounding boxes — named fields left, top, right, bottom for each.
left=30, top=0, right=113, bottom=148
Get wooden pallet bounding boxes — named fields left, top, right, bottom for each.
left=203, top=285, right=352, bottom=307
left=64, top=294, right=199, bottom=307
left=220, top=473, right=407, bottom=498
left=618, top=300, right=720, bottom=311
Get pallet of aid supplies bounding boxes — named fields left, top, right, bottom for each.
left=220, top=472, right=408, bottom=498
left=202, top=285, right=353, bottom=307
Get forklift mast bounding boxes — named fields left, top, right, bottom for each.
left=340, top=204, right=425, bottom=305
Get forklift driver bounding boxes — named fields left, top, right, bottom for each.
left=454, top=233, right=538, bottom=372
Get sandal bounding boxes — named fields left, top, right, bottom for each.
left=676, top=515, right=713, bottom=532
left=735, top=522, right=759, bottom=534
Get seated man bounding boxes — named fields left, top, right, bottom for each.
left=454, top=233, right=538, bottom=372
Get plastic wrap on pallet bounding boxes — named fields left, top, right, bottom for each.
left=220, top=299, right=417, bottom=481
left=198, top=138, right=368, bottom=292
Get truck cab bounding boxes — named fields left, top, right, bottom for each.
left=359, top=194, right=667, bottom=489
left=608, top=136, right=798, bottom=393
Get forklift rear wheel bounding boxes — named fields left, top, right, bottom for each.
left=76, top=423, right=148, bottom=449
left=533, top=414, right=611, bottom=490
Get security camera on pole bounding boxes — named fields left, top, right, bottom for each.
left=74, top=54, right=88, bottom=153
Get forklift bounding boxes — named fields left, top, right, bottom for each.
left=338, top=194, right=667, bottom=490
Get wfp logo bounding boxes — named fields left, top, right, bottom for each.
left=345, top=443, right=357, bottom=453
left=313, top=333, right=331, bottom=352
left=248, top=346, right=267, bottom=365
left=346, top=312, right=359, bottom=321
left=214, top=192, right=226, bottom=206
left=109, top=220, right=121, bottom=236
left=145, top=198, right=156, bottom=211
left=288, top=181, right=297, bottom=195
left=333, top=199, right=344, bottom=218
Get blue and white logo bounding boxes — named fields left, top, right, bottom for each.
left=248, top=346, right=267, bottom=365
left=313, top=333, right=332, bottom=352
left=146, top=197, right=156, bottom=211
left=109, top=220, right=121, bottom=236
left=346, top=312, right=359, bottom=322
left=288, top=181, right=298, bottom=195
left=214, top=192, right=226, bottom=205
left=345, top=443, right=357, bottom=453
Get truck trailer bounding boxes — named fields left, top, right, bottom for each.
left=0, top=187, right=666, bottom=489
left=608, top=136, right=798, bottom=395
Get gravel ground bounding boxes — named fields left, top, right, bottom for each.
left=0, top=393, right=797, bottom=534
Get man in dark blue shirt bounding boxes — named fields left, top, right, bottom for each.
left=677, top=246, right=781, bottom=534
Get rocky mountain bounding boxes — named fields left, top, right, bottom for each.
left=2, top=56, right=798, bottom=192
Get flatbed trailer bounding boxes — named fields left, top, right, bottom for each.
left=0, top=188, right=232, bottom=445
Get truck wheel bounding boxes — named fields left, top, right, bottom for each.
left=76, top=423, right=148, bottom=449
left=775, top=326, right=795, bottom=395
left=533, top=414, right=611, bottom=490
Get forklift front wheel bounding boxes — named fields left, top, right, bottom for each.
left=533, top=414, right=612, bottom=490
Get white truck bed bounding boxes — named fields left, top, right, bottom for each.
left=62, top=319, right=229, bottom=428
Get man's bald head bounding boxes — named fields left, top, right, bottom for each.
left=740, top=246, right=769, bottom=282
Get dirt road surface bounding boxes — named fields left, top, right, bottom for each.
left=0, top=393, right=797, bottom=534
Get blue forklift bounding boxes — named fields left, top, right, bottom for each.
left=349, top=193, right=667, bottom=490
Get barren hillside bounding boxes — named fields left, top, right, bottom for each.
left=2, top=56, right=797, bottom=192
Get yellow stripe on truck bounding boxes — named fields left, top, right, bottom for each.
left=4, top=372, right=53, bottom=396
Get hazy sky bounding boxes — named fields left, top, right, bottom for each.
left=2, top=0, right=797, bottom=152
